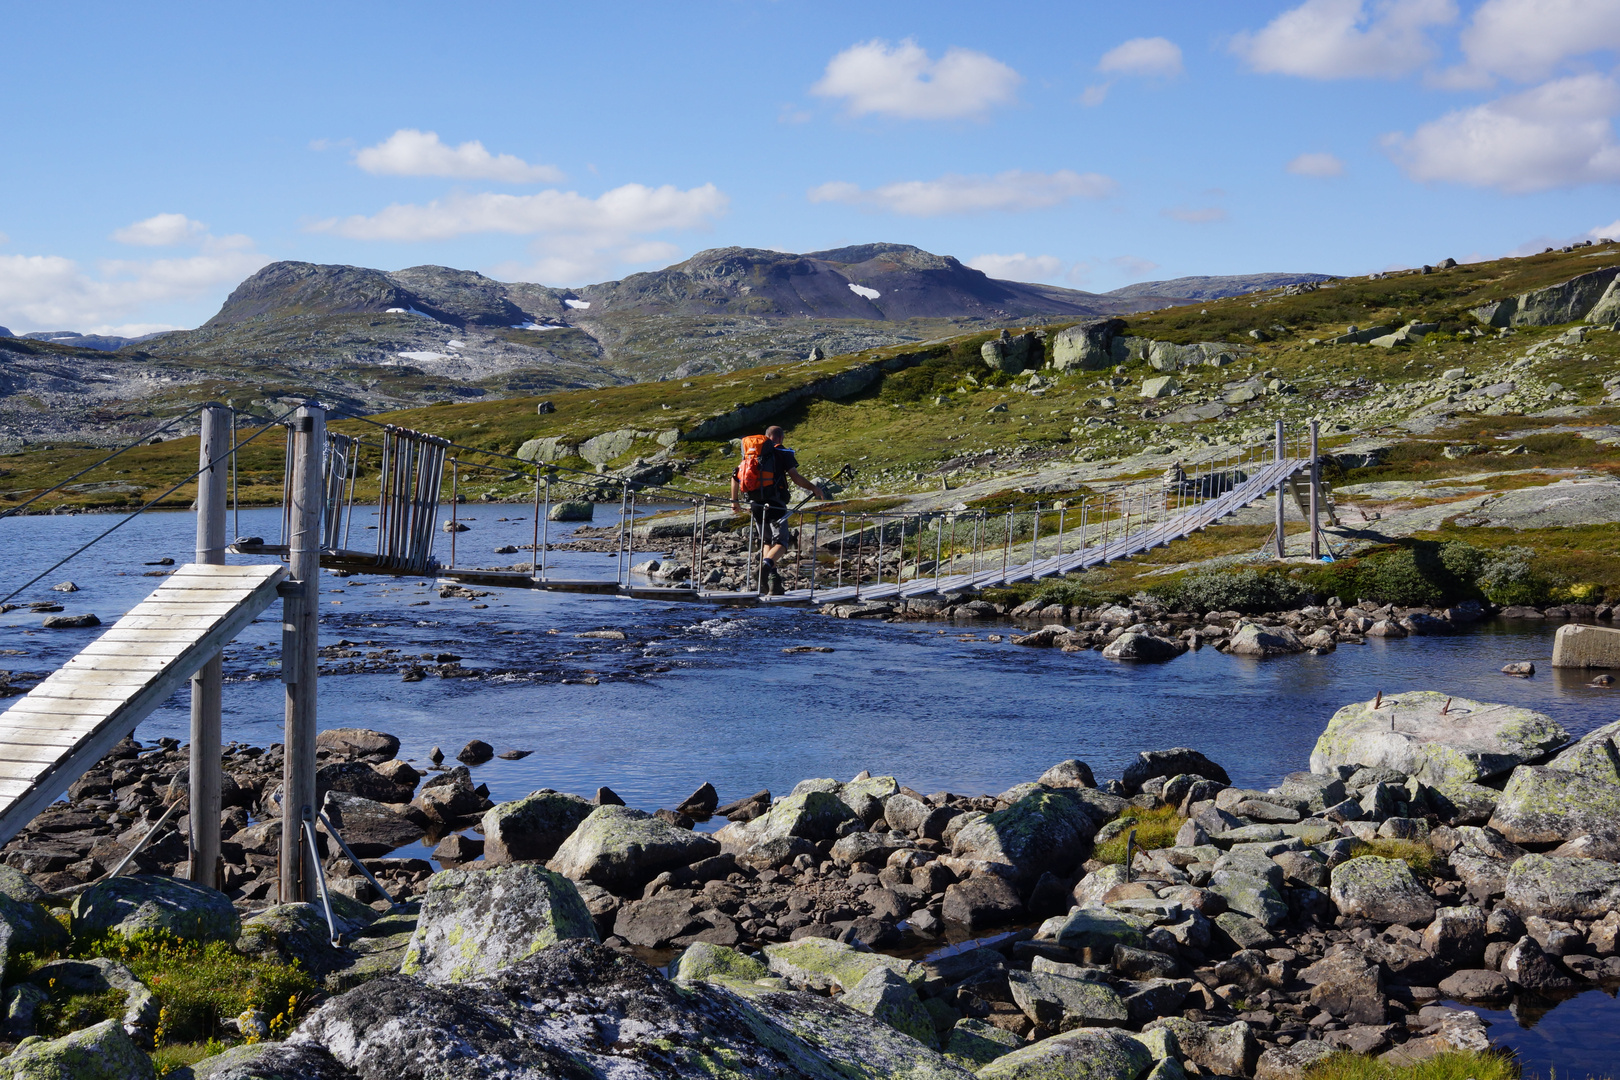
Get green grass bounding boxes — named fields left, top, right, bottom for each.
left=150, top=1040, right=229, bottom=1077
left=1354, top=838, right=1438, bottom=878
left=1304, top=1049, right=1520, bottom=1080
left=33, top=987, right=124, bottom=1039
left=1093, top=805, right=1182, bottom=864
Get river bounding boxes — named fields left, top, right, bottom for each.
left=2, top=505, right=1617, bottom=1073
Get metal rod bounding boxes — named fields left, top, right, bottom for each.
left=302, top=815, right=340, bottom=946
left=189, top=404, right=228, bottom=888
left=319, top=808, right=396, bottom=907
left=109, top=793, right=186, bottom=879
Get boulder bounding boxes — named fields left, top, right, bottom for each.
left=547, top=805, right=720, bottom=894
left=672, top=942, right=768, bottom=984
left=1500, top=935, right=1576, bottom=990
left=315, top=728, right=400, bottom=761
left=1329, top=856, right=1436, bottom=926
left=1502, top=854, right=1620, bottom=920
left=1050, top=318, right=1126, bottom=372
left=0, top=1019, right=153, bottom=1080
left=1438, top=969, right=1511, bottom=1001
left=1310, top=692, right=1566, bottom=786
left=1102, top=633, right=1184, bottom=661
left=411, top=766, right=484, bottom=823
left=236, top=903, right=352, bottom=977
left=717, top=790, right=859, bottom=848
left=1489, top=763, right=1620, bottom=845
left=1254, top=1040, right=1338, bottom=1080
left=977, top=1028, right=1153, bottom=1080
left=950, top=789, right=1104, bottom=881
left=612, top=895, right=705, bottom=948
left=1037, top=760, right=1097, bottom=789
left=27, top=957, right=160, bottom=1041
left=71, top=875, right=239, bottom=945
left=1206, top=869, right=1288, bottom=929
left=296, top=939, right=973, bottom=1079
left=1421, top=905, right=1487, bottom=967
left=1143, top=1018, right=1258, bottom=1077
left=842, top=966, right=936, bottom=1048
left=317, top=760, right=417, bottom=805
left=1036, top=908, right=1148, bottom=953
left=323, top=792, right=424, bottom=858
left=762, top=936, right=924, bottom=993
left=1299, top=945, right=1384, bottom=1024
left=548, top=499, right=594, bottom=521
left=942, top=874, right=1026, bottom=930
left=173, top=1041, right=353, bottom=1079
left=1122, top=749, right=1230, bottom=795
left=400, top=864, right=597, bottom=983
left=1007, top=969, right=1129, bottom=1031
left=943, top=1018, right=1023, bottom=1069
left=0, top=866, right=69, bottom=961
left=1227, top=623, right=1305, bottom=657
left=481, top=789, right=595, bottom=864
left=1476, top=264, right=1620, bottom=326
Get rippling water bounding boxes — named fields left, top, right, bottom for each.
left=4, top=505, right=1618, bottom=1070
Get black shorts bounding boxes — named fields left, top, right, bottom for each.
left=749, top=501, right=794, bottom=547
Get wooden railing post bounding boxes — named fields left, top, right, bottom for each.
left=280, top=403, right=324, bottom=903
left=1274, top=420, right=1286, bottom=559
left=1309, top=419, right=1321, bottom=561
left=189, top=404, right=228, bottom=888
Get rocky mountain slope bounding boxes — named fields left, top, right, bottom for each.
left=0, top=244, right=1339, bottom=446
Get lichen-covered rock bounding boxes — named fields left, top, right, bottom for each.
left=1143, top=1018, right=1258, bottom=1077
left=762, top=936, right=925, bottom=993
left=1227, top=623, right=1305, bottom=658
left=1488, top=764, right=1620, bottom=844
left=1254, top=1039, right=1337, bottom=1080
left=1502, top=854, right=1620, bottom=920
left=841, top=966, right=936, bottom=1048
left=943, top=1018, right=1023, bottom=1068
left=480, top=789, right=594, bottom=864
left=1310, top=692, right=1567, bottom=786
left=672, top=941, right=768, bottom=984
left=1329, top=856, right=1436, bottom=926
left=1035, top=908, right=1149, bottom=952
left=1122, top=749, right=1230, bottom=794
left=400, top=864, right=596, bottom=983
left=165, top=1040, right=354, bottom=1079
left=0, top=1019, right=154, bottom=1080
left=718, top=790, right=860, bottom=849
left=236, top=903, right=352, bottom=977
left=951, top=789, right=1105, bottom=881
left=295, top=940, right=971, bottom=1080
left=0, top=866, right=69, bottom=963
left=546, top=804, right=720, bottom=894
left=27, top=957, right=159, bottom=1043
left=1206, top=870, right=1288, bottom=929
left=70, top=875, right=239, bottom=945
left=1008, top=969, right=1129, bottom=1031
left=1299, top=945, right=1384, bottom=1024
left=315, top=727, right=401, bottom=761
left=977, top=1027, right=1154, bottom=1080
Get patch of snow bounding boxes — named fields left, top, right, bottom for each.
left=564, top=299, right=591, bottom=310
left=396, top=350, right=449, bottom=362
left=848, top=283, right=881, bottom=300
left=385, top=306, right=436, bottom=318
left=447, top=340, right=464, bottom=348
left=511, top=322, right=564, bottom=331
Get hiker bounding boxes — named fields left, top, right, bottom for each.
left=731, top=425, right=825, bottom=594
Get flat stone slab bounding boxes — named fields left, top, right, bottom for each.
left=1551, top=623, right=1620, bottom=669
left=1310, top=691, right=1568, bottom=786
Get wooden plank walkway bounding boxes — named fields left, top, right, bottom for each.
left=0, top=563, right=286, bottom=847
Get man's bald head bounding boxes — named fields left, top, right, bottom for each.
left=765, top=425, right=785, bottom=442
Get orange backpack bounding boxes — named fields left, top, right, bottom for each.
left=737, top=434, right=777, bottom=494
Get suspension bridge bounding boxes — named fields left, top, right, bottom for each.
left=0, top=400, right=1334, bottom=908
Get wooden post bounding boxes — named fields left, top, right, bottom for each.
left=189, top=405, right=229, bottom=888
left=1309, top=419, right=1321, bottom=560
left=1274, top=420, right=1286, bottom=559
left=280, top=403, right=324, bottom=903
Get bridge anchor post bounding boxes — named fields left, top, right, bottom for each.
left=1274, top=421, right=1286, bottom=559
left=1309, top=419, right=1321, bottom=560
left=189, top=404, right=229, bottom=888
left=280, top=404, right=324, bottom=903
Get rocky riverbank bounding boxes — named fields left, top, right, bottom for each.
left=0, top=689, right=1615, bottom=1077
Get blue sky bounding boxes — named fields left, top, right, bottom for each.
left=3, top=0, right=1619, bottom=334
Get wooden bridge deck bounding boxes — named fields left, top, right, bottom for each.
left=0, top=563, right=286, bottom=847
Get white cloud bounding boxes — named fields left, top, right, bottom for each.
left=967, top=253, right=1069, bottom=283
left=1384, top=73, right=1620, bottom=193
left=354, top=129, right=565, bottom=184
left=1287, top=151, right=1347, bottom=176
left=310, top=182, right=728, bottom=241
left=1080, top=83, right=1112, bottom=107
left=807, top=170, right=1115, bottom=216
left=0, top=245, right=267, bottom=334
left=811, top=38, right=1022, bottom=120
left=1232, top=0, right=1458, bottom=79
left=1097, top=37, right=1184, bottom=78
left=1163, top=205, right=1229, bottom=224
left=1591, top=219, right=1620, bottom=240
left=111, top=213, right=209, bottom=246
left=1448, top=0, right=1620, bottom=85
left=1111, top=255, right=1161, bottom=277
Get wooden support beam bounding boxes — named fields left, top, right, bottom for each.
left=281, top=404, right=323, bottom=903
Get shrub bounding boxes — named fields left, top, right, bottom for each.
left=1093, top=806, right=1181, bottom=865
left=1475, top=545, right=1556, bottom=607
left=35, top=987, right=124, bottom=1039
left=1155, top=567, right=1308, bottom=614
left=1299, top=541, right=1489, bottom=607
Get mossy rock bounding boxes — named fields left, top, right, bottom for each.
left=400, top=864, right=596, bottom=983
left=0, top=1018, right=154, bottom=1080
left=1329, top=856, right=1436, bottom=926
left=943, top=1017, right=1023, bottom=1068
left=69, top=875, right=239, bottom=946
left=1489, top=763, right=1620, bottom=844
left=976, top=1027, right=1155, bottom=1079
left=762, top=936, right=926, bottom=993
left=0, top=866, right=69, bottom=962
left=672, top=941, right=768, bottom=984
